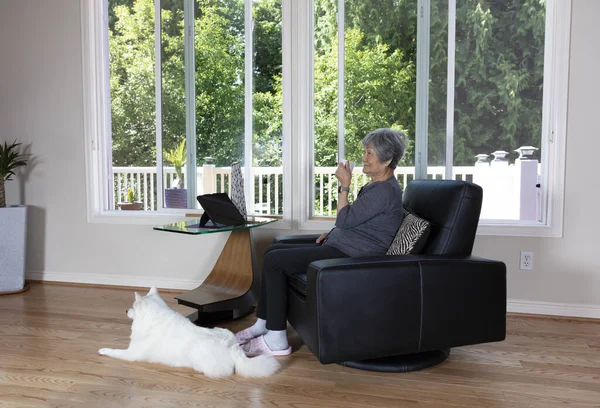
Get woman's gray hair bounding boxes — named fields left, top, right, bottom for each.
left=361, top=128, right=408, bottom=169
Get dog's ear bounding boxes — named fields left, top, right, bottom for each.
left=148, top=285, right=158, bottom=296
left=134, top=292, right=142, bottom=301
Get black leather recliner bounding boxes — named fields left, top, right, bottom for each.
left=274, top=179, right=507, bottom=372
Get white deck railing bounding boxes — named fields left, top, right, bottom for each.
left=113, top=165, right=473, bottom=214
left=113, top=162, right=539, bottom=220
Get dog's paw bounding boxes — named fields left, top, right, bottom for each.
left=98, top=348, right=112, bottom=356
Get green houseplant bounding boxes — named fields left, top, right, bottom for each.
left=164, top=139, right=188, bottom=208
left=0, top=140, right=29, bottom=208
left=0, top=140, right=30, bottom=294
left=118, top=187, right=143, bottom=211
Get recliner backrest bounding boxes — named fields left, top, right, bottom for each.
left=402, top=180, right=482, bottom=256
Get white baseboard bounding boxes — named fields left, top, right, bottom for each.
left=26, top=270, right=204, bottom=291
left=507, top=299, right=600, bottom=319
left=26, top=270, right=600, bottom=319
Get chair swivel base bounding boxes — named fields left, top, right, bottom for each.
left=339, top=349, right=450, bottom=373
left=185, top=306, right=255, bottom=327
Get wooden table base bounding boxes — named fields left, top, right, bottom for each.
left=175, top=229, right=259, bottom=326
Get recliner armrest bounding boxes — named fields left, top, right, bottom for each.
left=304, top=255, right=506, bottom=363
left=309, top=254, right=496, bottom=269
left=273, top=234, right=321, bottom=244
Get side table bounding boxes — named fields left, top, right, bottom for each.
left=154, top=216, right=277, bottom=325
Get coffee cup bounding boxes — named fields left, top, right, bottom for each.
left=341, top=159, right=355, bottom=173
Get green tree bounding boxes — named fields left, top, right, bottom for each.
left=428, top=0, right=546, bottom=165
left=192, top=1, right=245, bottom=166
left=110, top=0, right=283, bottom=168
left=313, top=1, right=417, bottom=166
left=314, top=0, right=545, bottom=167
left=109, top=0, right=157, bottom=166
left=109, top=0, right=547, bottom=173
left=314, top=28, right=415, bottom=166
left=253, top=0, right=282, bottom=94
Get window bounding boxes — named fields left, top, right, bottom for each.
left=83, top=0, right=568, bottom=236
left=306, top=0, right=570, bottom=237
left=85, top=0, right=286, bottom=218
left=426, top=0, right=548, bottom=223
left=312, top=0, right=415, bottom=217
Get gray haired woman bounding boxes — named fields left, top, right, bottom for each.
left=236, top=128, right=407, bottom=357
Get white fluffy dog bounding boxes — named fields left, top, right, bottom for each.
left=98, top=286, right=280, bottom=378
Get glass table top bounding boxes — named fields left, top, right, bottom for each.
left=153, top=216, right=278, bottom=235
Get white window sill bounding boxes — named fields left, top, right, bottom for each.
left=89, top=210, right=559, bottom=237
left=87, top=210, right=293, bottom=230
left=476, top=221, right=562, bottom=238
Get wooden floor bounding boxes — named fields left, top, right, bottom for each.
left=1, top=283, right=599, bottom=408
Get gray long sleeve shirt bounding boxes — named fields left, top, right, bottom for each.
left=324, top=176, right=404, bottom=257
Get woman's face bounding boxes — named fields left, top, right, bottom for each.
left=362, top=144, right=391, bottom=177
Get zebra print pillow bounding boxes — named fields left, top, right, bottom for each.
left=386, top=208, right=431, bottom=255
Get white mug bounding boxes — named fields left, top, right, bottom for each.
left=340, top=159, right=355, bottom=173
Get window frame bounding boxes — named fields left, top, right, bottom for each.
left=81, top=0, right=292, bottom=229
left=82, top=0, right=570, bottom=237
left=475, top=0, right=571, bottom=237
left=299, top=0, right=570, bottom=237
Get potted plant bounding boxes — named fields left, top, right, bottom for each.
left=118, top=187, right=143, bottom=211
left=0, top=140, right=28, bottom=208
left=0, top=140, right=30, bottom=294
left=164, top=139, right=188, bottom=208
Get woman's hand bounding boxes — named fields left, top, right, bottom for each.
left=335, top=161, right=352, bottom=187
left=316, top=232, right=329, bottom=244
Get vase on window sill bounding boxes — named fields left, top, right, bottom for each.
left=165, top=188, right=187, bottom=209
left=118, top=202, right=143, bottom=211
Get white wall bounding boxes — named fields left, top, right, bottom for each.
left=0, top=0, right=227, bottom=289
left=1, top=0, right=599, bottom=316
left=472, top=0, right=600, bottom=316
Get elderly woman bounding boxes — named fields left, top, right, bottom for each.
left=237, top=128, right=407, bottom=356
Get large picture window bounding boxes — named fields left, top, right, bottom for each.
left=312, top=0, right=415, bottom=216
left=310, top=0, right=568, bottom=234
left=107, top=0, right=284, bottom=214
left=83, top=0, right=568, bottom=236
left=426, top=0, right=548, bottom=222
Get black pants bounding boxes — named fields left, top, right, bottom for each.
left=255, top=243, right=349, bottom=330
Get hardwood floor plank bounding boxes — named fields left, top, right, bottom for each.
left=0, top=282, right=599, bottom=408
left=519, top=361, right=600, bottom=384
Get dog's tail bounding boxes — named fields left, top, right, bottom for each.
left=229, top=344, right=281, bottom=377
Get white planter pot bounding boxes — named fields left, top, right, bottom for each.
left=0, top=205, right=28, bottom=293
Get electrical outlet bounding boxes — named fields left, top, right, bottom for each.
left=520, top=251, right=534, bottom=270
